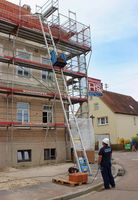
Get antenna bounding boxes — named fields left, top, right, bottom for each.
left=105, top=83, right=108, bottom=91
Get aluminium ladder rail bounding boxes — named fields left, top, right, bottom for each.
left=38, top=15, right=92, bottom=174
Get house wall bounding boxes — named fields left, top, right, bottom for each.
left=0, top=35, right=69, bottom=168
left=116, top=114, right=138, bottom=140
left=89, top=97, right=117, bottom=144
left=0, top=35, right=63, bottom=93
left=0, top=128, right=67, bottom=168
left=88, top=96, right=138, bottom=145
left=0, top=96, right=68, bottom=168
left=0, top=93, right=68, bottom=168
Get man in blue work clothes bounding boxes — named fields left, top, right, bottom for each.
left=98, top=138, right=115, bottom=189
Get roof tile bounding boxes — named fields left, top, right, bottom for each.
left=100, top=91, right=138, bottom=116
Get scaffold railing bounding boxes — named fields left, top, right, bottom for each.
left=36, top=0, right=58, bottom=18
left=0, top=45, right=87, bottom=77
left=0, top=1, right=91, bottom=50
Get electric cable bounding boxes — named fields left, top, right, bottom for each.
left=88, top=165, right=100, bottom=184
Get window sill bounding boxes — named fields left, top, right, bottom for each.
left=98, top=124, right=109, bottom=126
left=16, top=127, right=31, bottom=130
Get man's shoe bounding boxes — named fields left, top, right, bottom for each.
left=105, top=187, right=110, bottom=190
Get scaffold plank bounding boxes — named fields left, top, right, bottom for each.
left=0, top=56, right=86, bottom=78
left=0, top=86, right=87, bottom=104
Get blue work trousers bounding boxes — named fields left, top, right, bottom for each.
left=101, top=163, right=115, bottom=189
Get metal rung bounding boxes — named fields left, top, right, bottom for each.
left=42, top=6, right=58, bottom=18
left=38, top=11, right=92, bottom=175
left=73, top=137, right=80, bottom=140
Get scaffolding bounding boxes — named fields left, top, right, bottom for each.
left=0, top=0, right=92, bottom=167
left=0, top=0, right=91, bottom=123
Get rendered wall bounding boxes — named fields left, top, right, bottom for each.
left=0, top=129, right=66, bottom=168
left=89, top=96, right=117, bottom=144
left=116, top=114, right=138, bottom=140
left=88, top=96, right=138, bottom=144
left=0, top=35, right=68, bottom=168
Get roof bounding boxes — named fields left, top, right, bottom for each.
left=100, top=91, right=138, bottom=116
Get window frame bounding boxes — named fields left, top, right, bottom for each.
left=41, top=56, right=53, bottom=81
left=97, top=116, right=108, bottom=126
left=17, top=149, right=31, bottom=162
left=41, top=70, right=54, bottom=81
left=16, top=49, right=32, bottom=78
left=44, top=148, right=56, bottom=160
left=41, top=56, right=51, bottom=65
left=43, top=105, right=53, bottom=123
left=17, top=102, right=30, bottom=123
left=16, top=66, right=31, bottom=78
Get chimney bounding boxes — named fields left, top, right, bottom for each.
left=22, top=4, right=31, bottom=13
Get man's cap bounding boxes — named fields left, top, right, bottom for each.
left=102, top=138, right=109, bottom=145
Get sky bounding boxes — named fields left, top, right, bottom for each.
left=9, top=0, right=138, bottom=100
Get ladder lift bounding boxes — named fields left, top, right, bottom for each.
left=37, top=5, right=92, bottom=175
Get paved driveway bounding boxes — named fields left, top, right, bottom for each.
left=72, top=151, right=138, bottom=200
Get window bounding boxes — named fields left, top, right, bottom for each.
left=17, top=150, right=31, bottom=162
left=94, top=103, right=99, bottom=110
left=17, top=102, right=30, bottom=123
left=43, top=105, right=53, bottom=123
left=42, top=57, right=51, bottom=65
left=41, top=57, right=53, bottom=81
left=44, top=148, right=56, bottom=160
left=42, top=70, right=53, bottom=81
left=97, top=117, right=108, bottom=125
left=17, top=66, right=31, bottom=77
left=16, top=50, right=31, bottom=77
left=16, top=50, right=31, bottom=60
